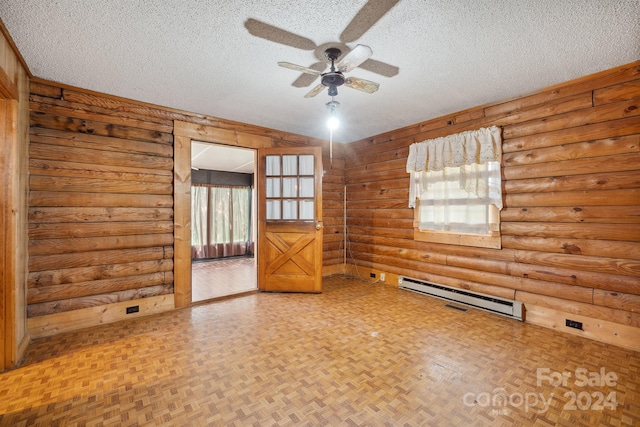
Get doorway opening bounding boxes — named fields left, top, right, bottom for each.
left=190, top=142, right=257, bottom=302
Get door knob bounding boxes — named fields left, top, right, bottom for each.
left=315, top=223, right=323, bottom=230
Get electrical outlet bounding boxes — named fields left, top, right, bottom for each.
left=566, top=319, right=583, bottom=330
left=370, top=273, right=376, bottom=278
left=380, top=273, right=386, bottom=282
left=126, top=305, right=140, bottom=314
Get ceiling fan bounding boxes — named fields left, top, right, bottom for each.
left=278, top=45, right=380, bottom=98
left=245, top=0, right=400, bottom=88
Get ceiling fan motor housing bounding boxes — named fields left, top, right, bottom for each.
left=322, top=47, right=345, bottom=96
left=321, top=72, right=345, bottom=87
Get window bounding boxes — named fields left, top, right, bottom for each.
left=265, top=154, right=315, bottom=221
left=191, top=185, right=253, bottom=259
left=406, top=127, right=503, bottom=249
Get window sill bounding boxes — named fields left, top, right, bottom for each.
left=413, top=228, right=501, bottom=249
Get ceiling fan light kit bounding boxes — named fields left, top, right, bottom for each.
left=326, top=99, right=340, bottom=165
left=326, top=100, right=340, bottom=130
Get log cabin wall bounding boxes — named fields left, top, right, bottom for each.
left=28, top=80, right=177, bottom=322
left=27, top=78, right=344, bottom=337
left=343, top=61, right=640, bottom=351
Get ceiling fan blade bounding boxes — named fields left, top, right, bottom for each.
left=292, top=73, right=320, bottom=88
left=291, top=62, right=326, bottom=87
left=336, top=44, right=373, bottom=73
left=304, top=84, right=326, bottom=98
left=358, top=58, right=400, bottom=77
left=245, top=18, right=316, bottom=50
left=278, top=62, right=323, bottom=76
left=345, top=77, right=380, bottom=94
left=339, top=0, right=401, bottom=43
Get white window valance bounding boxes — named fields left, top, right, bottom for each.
left=406, top=126, right=503, bottom=211
left=406, top=126, right=502, bottom=172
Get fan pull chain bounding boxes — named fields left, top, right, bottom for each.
left=329, top=128, right=333, bottom=166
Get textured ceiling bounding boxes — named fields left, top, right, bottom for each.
left=1, top=0, right=639, bottom=143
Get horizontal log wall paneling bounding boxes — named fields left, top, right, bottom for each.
left=344, top=61, right=640, bottom=351
left=28, top=85, right=176, bottom=318
left=28, top=78, right=341, bottom=333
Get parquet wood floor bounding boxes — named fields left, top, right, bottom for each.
left=192, top=257, right=257, bottom=303
left=1, top=276, right=639, bottom=426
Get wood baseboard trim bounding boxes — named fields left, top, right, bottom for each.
left=343, top=264, right=399, bottom=286
left=524, top=303, right=640, bottom=352
left=28, top=295, right=174, bottom=339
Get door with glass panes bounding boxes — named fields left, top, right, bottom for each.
left=257, top=146, right=323, bottom=292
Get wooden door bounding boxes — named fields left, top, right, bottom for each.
left=258, top=147, right=323, bottom=292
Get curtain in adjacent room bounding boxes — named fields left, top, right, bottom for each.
left=406, top=126, right=502, bottom=234
left=191, top=184, right=252, bottom=259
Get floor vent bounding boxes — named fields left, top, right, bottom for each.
left=444, top=304, right=468, bottom=312
left=399, top=276, right=523, bottom=321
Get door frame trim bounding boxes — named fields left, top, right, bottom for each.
left=1, top=66, right=21, bottom=370
left=172, top=121, right=272, bottom=307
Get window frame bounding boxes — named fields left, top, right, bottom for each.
left=413, top=195, right=501, bottom=249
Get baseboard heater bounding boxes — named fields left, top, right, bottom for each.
left=398, top=276, right=523, bottom=321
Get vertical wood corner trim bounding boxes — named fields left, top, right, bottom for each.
left=173, top=134, right=192, bottom=307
